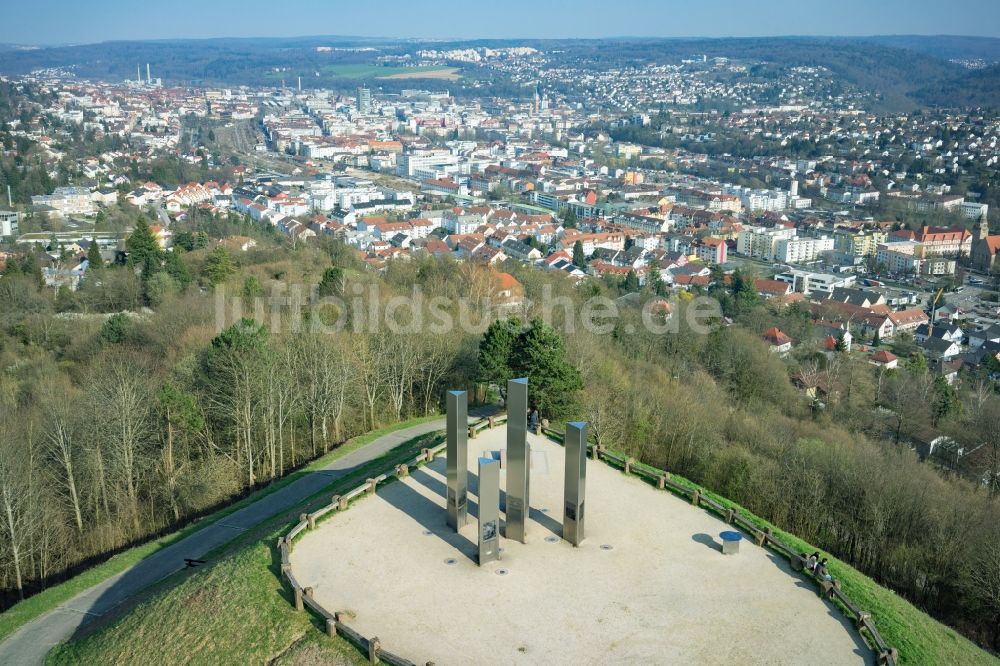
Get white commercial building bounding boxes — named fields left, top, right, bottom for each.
left=961, top=201, right=989, bottom=219
left=0, top=210, right=18, bottom=237
left=397, top=151, right=459, bottom=177
left=775, top=269, right=856, bottom=296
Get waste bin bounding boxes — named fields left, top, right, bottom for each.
left=720, top=530, right=742, bottom=555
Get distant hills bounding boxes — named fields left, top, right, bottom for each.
left=860, top=35, right=1000, bottom=62
left=0, top=35, right=996, bottom=111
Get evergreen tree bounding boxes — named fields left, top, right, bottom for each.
left=560, top=207, right=578, bottom=228
left=87, top=240, right=103, bottom=270
left=173, top=230, right=196, bottom=252
left=54, top=284, right=78, bottom=312
left=21, top=250, right=44, bottom=288
left=622, top=270, right=640, bottom=292
left=243, top=275, right=263, bottom=300
left=510, top=318, right=583, bottom=420
left=98, top=312, right=131, bottom=345
left=906, top=352, right=928, bottom=375
left=932, top=374, right=959, bottom=426
left=164, top=250, right=193, bottom=290
left=477, top=317, right=522, bottom=391
left=1, top=255, right=22, bottom=277
left=317, top=266, right=345, bottom=298
left=144, top=272, right=178, bottom=307
left=201, top=317, right=270, bottom=385
left=572, top=241, right=587, bottom=269
left=647, top=265, right=665, bottom=296
left=203, top=246, right=234, bottom=285
left=126, top=216, right=162, bottom=270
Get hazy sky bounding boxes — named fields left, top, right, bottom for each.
left=7, top=0, right=1000, bottom=44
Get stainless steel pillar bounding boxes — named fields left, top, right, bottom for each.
left=478, top=456, right=501, bottom=566
left=505, top=377, right=529, bottom=542
left=446, top=390, right=468, bottom=531
left=564, top=421, right=587, bottom=546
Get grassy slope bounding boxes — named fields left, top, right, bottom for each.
left=47, top=539, right=364, bottom=666
left=46, top=430, right=444, bottom=665
left=0, top=414, right=442, bottom=644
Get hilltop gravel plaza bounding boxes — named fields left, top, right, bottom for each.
left=291, top=426, right=870, bottom=665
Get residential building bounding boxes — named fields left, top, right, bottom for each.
left=870, top=350, right=899, bottom=369
left=737, top=226, right=796, bottom=260
left=774, top=235, right=833, bottom=264
left=888, top=225, right=971, bottom=258
left=762, top=327, right=792, bottom=354
left=693, top=236, right=727, bottom=265
left=888, top=308, right=930, bottom=336
left=31, top=186, right=96, bottom=217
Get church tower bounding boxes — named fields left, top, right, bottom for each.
left=979, top=211, right=990, bottom=241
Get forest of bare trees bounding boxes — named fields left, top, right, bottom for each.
left=0, top=232, right=484, bottom=609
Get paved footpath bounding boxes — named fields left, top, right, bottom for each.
left=0, top=413, right=487, bottom=666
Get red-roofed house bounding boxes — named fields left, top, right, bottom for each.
left=870, top=350, right=898, bottom=369
left=888, top=308, right=929, bottom=336
left=493, top=271, right=524, bottom=309
left=754, top=278, right=793, bottom=299
left=762, top=327, right=792, bottom=354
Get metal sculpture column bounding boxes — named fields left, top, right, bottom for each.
left=506, top=377, right=530, bottom=542
left=446, top=390, right=468, bottom=531
left=564, top=421, right=588, bottom=546
left=478, top=456, right=501, bottom=566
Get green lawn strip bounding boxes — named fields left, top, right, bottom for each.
left=543, top=431, right=997, bottom=666
left=46, top=430, right=444, bottom=665
left=0, top=414, right=442, bottom=644
left=296, top=432, right=445, bottom=539
left=303, top=414, right=442, bottom=472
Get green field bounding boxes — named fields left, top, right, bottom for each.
left=265, top=64, right=461, bottom=80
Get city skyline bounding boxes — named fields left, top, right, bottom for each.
left=5, top=0, right=1000, bottom=45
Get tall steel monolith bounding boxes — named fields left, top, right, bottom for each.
left=446, top=390, right=468, bottom=531
left=506, top=377, right=530, bottom=542
left=478, top=456, right=501, bottom=566
left=564, top=421, right=588, bottom=546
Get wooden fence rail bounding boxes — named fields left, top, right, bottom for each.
left=538, top=424, right=897, bottom=666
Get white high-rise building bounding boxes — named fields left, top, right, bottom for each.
left=356, top=86, right=372, bottom=114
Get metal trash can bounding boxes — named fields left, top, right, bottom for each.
left=720, top=530, right=742, bottom=555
